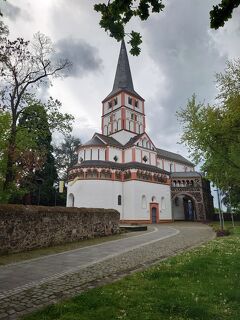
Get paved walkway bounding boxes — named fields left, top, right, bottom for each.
left=0, top=222, right=215, bottom=319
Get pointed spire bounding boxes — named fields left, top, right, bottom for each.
left=112, top=39, right=134, bottom=92
left=102, top=39, right=144, bottom=102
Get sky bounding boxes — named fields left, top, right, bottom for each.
left=1, top=0, right=240, bottom=162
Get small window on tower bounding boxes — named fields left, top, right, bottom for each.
left=128, top=97, right=132, bottom=105
left=114, top=97, right=118, bottom=105
left=135, top=115, right=137, bottom=121
left=108, top=101, right=112, bottom=109
left=135, top=100, right=139, bottom=108
left=131, top=113, right=134, bottom=120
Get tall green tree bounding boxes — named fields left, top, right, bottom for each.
left=54, top=135, right=81, bottom=180
left=0, top=111, right=10, bottom=202
left=177, top=59, right=240, bottom=208
left=14, top=103, right=58, bottom=205
left=1, top=97, right=74, bottom=204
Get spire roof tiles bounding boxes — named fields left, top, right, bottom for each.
left=103, top=40, right=143, bottom=102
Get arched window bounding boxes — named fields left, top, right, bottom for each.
left=142, top=195, right=147, bottom=209
left=118, top=195, right=122, bottom=205
left=161, top=196, right=166, bottom=210
left=151, top=196, right=157, bottom=202
left=68, top=193, right=74, bottom=207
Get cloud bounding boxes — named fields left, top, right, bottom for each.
left=1, top=1, right=21, bottom=20
left=140, top=0, right=227, bottom=152
left=54, top=37, right=103, bottom=78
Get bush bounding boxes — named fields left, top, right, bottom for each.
left=216, top=229, right=230, bottom=237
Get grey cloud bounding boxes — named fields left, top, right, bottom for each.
left=1, top=1, right=21, bottom=20
left=142, top=0, right=227, bottom=147
left=54, top=38, right=103, bottom=78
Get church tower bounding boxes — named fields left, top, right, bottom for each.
left=101, top=40, right=146, bottom=145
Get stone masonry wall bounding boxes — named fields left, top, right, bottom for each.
left=0, top=205, right=120, bottom=254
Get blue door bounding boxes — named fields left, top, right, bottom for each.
left=152, top=207, right=157, bottom=223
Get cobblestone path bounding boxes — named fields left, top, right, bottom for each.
left=0, top=222, right=215, bottom=319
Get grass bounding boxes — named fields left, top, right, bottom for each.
left=23, top=224, right=240, bottom=320
left=0, top=232, right=129, bottom=266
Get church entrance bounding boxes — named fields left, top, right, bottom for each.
left=152, top=207, right=157, bottom=223
left=172, top=194, right=197, bottom=221
left=150, top=203, right=159, bottom=224
left=183, top=196, right=195, bottom=220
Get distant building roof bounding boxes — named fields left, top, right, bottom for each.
left=156, top=148, right=194, bottom=166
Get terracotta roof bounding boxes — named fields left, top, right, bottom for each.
left=71, top=160, right=169, bottom=175
left=156, top=148, right=194, bottom=166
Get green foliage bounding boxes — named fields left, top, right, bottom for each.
left=177, top=59, right=240, bottom=209
left=54, top=135, right=81, bottom=180
left=12, top=103, right=58, bottom=205
left=210, top=0, right=240, bottom=29
left=94, top=0, right=239, bottom=55
left=94, top=0, right=164, bottom=55
left=0, top=111, right=10, bottom=202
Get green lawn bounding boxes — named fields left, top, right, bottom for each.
left=23, top=224, right=240, bottom=320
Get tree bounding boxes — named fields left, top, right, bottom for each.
left=94, top=0, right=164, bottom=55
left=0, top=111, right=10, bottom=202
left=0, top=32, right=70, bottom=192
left=177, top=59, right=240, bottom=207
left=210, top=0, right=240, bottom=29
left=54, top=135, right=81, bottom=180
left=13, top=103, right=58, bottom=205
left=94, top=0, right=240, bottom=55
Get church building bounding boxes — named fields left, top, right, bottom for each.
left=67, top=40, right=213, bottom=223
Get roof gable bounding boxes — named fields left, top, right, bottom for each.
left=124, top=132, right=156, bottom=150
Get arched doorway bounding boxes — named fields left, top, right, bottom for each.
left=172, top=193, right=197, bottom=221
left=150, top=203, right=159, bottom=224
left=68, top=193, right=75, bottom=207
left=151, top=207, right=157, bottom=223
left=183, top=196, right=195, bottom=220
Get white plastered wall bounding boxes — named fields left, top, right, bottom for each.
left=109, top=147, right=122, bottom=162
left=110, top=130, right=136, bottom=145
left=172, top=195, right=185, bottom=220
left=67, top=180, right=123, bottom=217
left=123, top=180, right=172, bottom=221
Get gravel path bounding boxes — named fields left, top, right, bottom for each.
left=0, top=222, right=215, bottom=319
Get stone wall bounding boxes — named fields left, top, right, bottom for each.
left=0, top=205, right=120, bottom=254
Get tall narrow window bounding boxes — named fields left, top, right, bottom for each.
left=142, top=195, right=147, bottom=209
left=170, top=163, right=173, bottom=172
left=114, top=97, right=118, bottom=105
left=135, top=100, right=139, bottom=108
left=90, top=149, right=93, bottom=160
left=98, top=149, right=100, bottom=160
left=108, top=101, right=112, bottom=109
left=84, top=149, right=86, bottom=160
left=118, top=195, right=122, bottom=205
left=161, top=196, right=166, bottom=210
left=128, top=97, right=132, bottom=105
